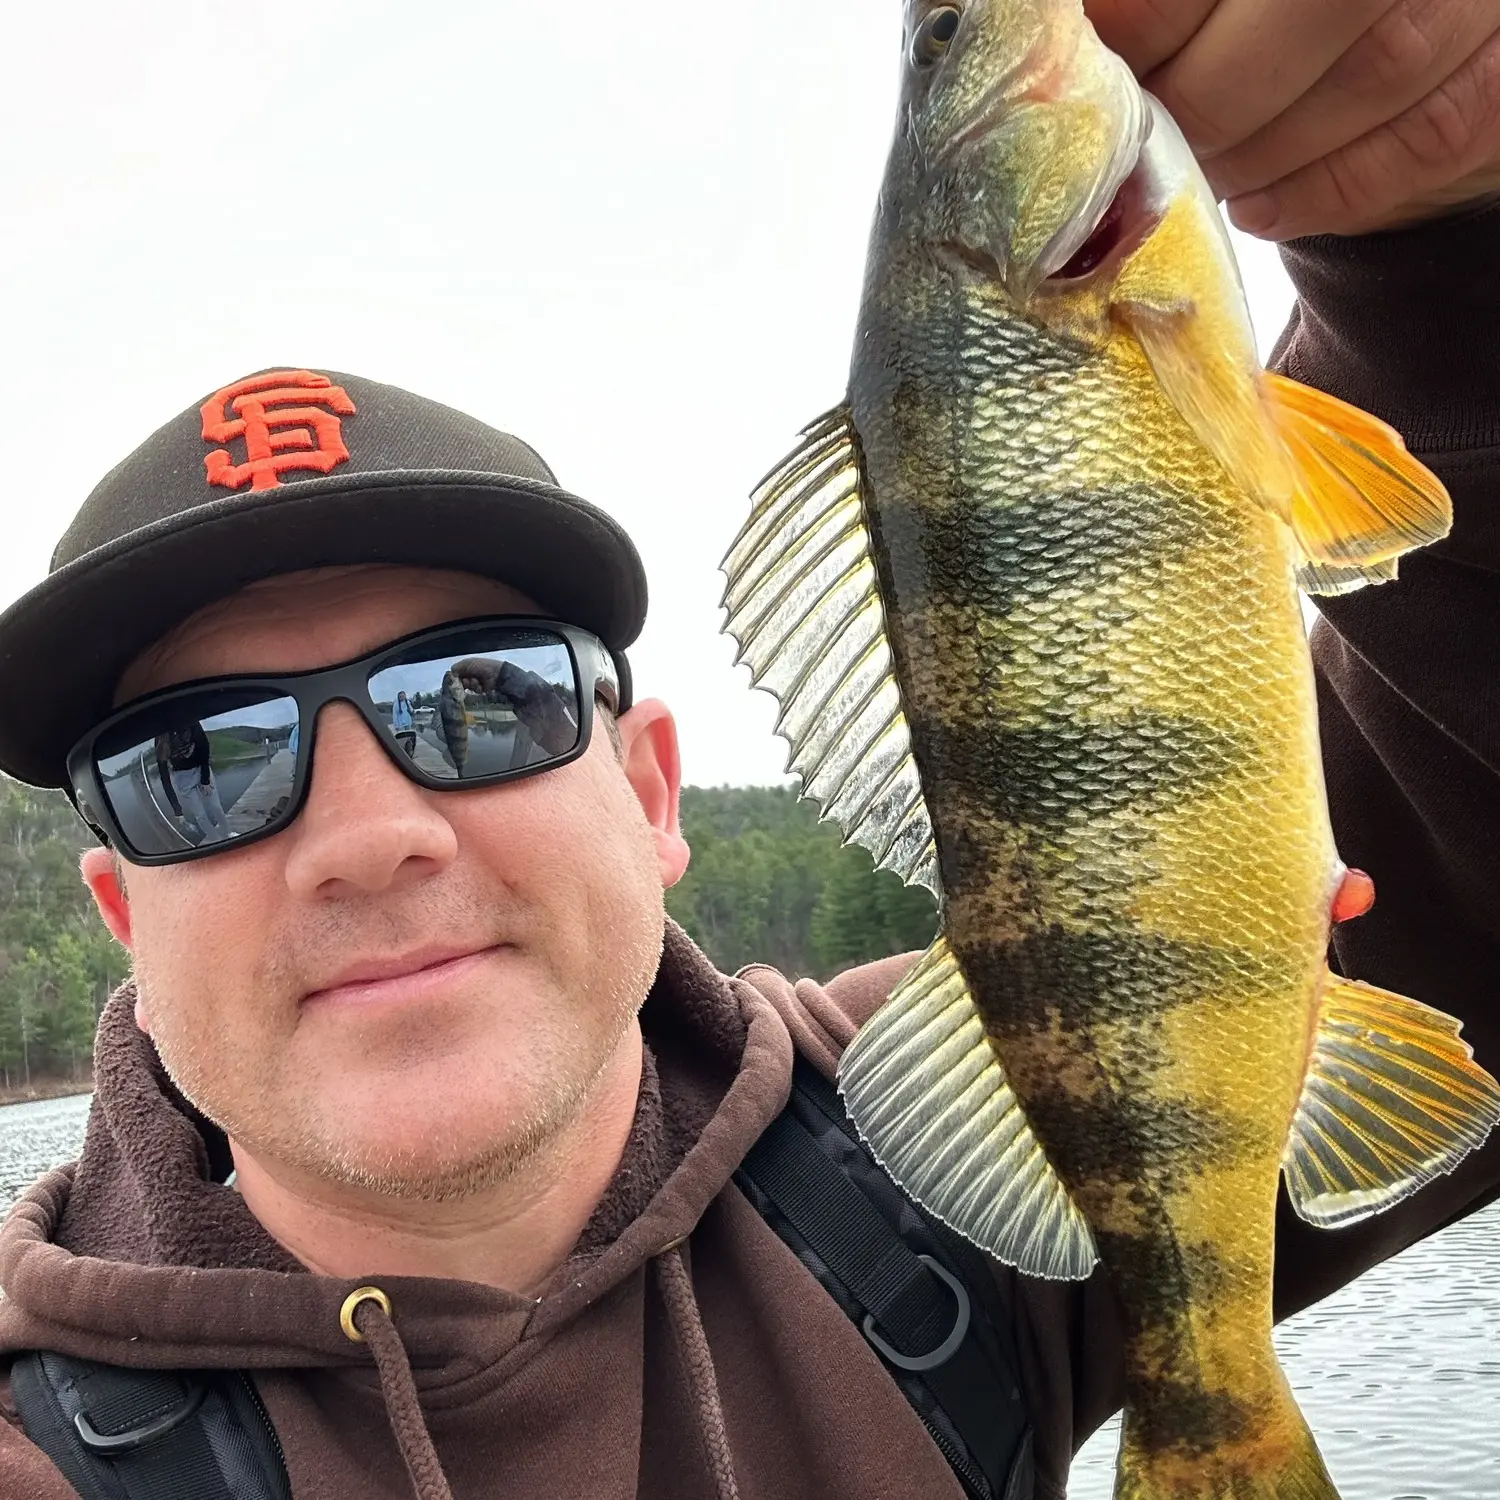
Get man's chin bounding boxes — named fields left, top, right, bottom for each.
left=265, top=1070, right=587, bottom=1203
left=308, top=1132, right=548, bottom=1204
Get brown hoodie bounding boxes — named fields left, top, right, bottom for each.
left=3, top=201, right=1499, bottom=1500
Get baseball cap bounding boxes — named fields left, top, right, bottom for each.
left=0, top=367, right=647, bottom=789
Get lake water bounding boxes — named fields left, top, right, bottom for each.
left=2, top=1096, right=1497, bottom=1497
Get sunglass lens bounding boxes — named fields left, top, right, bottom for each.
left=367, top=627, right=581, bottom=782
left=93, top=692, right=301, bottom=858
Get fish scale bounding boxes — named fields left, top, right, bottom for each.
left=724, top=3, right=1499, bottom=1493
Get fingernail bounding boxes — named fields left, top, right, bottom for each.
left=1228, top=191, right=1277, bottom=235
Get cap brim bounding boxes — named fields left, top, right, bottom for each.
left=0, top=469, right=647, bottom=789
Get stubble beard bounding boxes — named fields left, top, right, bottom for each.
left=133, top=883, right=668, bottom=1206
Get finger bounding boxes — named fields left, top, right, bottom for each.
left=1083, top=0, right=1216, bottom=77
left=1227, top=31, right=1500, bottom=237
left=1145, top=0, right=1394, bottom=155
left=1207, top=1, right=1500, bottom=199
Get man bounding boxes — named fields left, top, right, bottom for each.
left=0, top=5, right=1497, bottom=1498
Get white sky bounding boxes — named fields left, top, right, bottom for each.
left=1, top=0, right=1297, bottom=789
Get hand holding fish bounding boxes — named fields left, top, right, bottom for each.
left=1084, top=0, right=1500, bottom=237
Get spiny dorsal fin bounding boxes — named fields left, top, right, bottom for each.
left=838, top=937, right=1098, bottom=1280
left=1284, top=970, right=1500, bottom=1228
left=721, top=407, right=940, bottom=896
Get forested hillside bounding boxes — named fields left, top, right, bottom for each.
left=665, top=785, right=936, bottom=978
left=0, top=780, right=128, bottom=1093
left=0, top=779, right=935, bottom=1096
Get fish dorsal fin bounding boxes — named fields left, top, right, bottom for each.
left=1283, top=971, right=1500, bottom=1229
left=1261, top=373, right=1452, bottom=595
left=721, top=406, right=940, bottom=896
left=837, top=937, right=1098, bottom=1280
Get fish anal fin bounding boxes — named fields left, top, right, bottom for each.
left=1284, top=971, right=1500, bottom=1228
left=837, top=936, right=1098, bottom=1279
left=1263, top=372, right=1452, bottom=577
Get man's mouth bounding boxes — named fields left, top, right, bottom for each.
left=302, top=943, right=506, bottom=1007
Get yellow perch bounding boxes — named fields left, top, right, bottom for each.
left=722, top=2, right=1500, bottom=1496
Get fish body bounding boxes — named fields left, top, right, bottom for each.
left=856, top=191, right=1334, bottom=1491
left=724, top=4, right=1500, bottom=1497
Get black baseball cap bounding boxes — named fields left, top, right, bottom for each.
left=0, top=366, right=647, bottom=789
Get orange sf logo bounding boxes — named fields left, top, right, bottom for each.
left=201, top=370, right=357, bottom=492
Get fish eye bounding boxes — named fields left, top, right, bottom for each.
left=912, top=6, right=961, bottom=67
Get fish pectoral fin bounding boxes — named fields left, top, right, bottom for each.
left=721, top=405, right=940, bottom=897
left=1283, top=970, right=1500, bottom=1229
left=837, top=935, right=1097, bottom=1280
left=1261, top=372, right=1452, bottom=593
left=1118, top=298, right=1297, bottom=516
left=1295, top=556, right=1401, bottom=595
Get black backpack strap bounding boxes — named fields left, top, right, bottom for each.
left=10, top=1352, right=290, bottom=1500
left=737, top=1056, right=1033, bottom=1500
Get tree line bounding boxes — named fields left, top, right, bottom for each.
left=0, top=779, right=128, bottom=1092
left=0, top=778, right=935, bottom=1094
left=665, top=785, right=936, bottom=978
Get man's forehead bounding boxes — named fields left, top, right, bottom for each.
left=116, top=565, right=542, bottom=704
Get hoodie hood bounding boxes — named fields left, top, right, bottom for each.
left=0, top=920, right=794, bottom=1375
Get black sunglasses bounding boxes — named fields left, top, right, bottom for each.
left=66, top=616, right=630, bottom=866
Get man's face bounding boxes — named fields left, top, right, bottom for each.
left=87, top=565, right=687, bottom=1202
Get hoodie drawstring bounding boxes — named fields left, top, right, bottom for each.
left=343, top=1287, right=455, bottom=1500
left=338, top=1256, right=740, bottom=1500
left=653, top=1245, right=742, bottom=1500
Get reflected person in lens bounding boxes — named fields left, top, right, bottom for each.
left=153, top=722, right=230, bottom=844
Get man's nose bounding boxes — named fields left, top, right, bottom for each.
left=281, top=702, right=458, bottom=899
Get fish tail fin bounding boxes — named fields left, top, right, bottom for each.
left=1259, top=372, right=1451, bottom=595
left=1116, top=1398, right=1341, bottom=1499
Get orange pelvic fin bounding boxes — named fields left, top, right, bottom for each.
left=1331, top=866, right=1375, bottom=925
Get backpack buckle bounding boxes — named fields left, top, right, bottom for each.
left=861, top=1254, right=972, bottom=1372
left=74, top=1378, right=207, bottom=1454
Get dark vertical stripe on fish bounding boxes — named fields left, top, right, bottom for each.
left=872, top=483, right=1213, bottom=618
left=956, top=926, right=1297, bottom=1032
left=930, top=712, right=1250, bottom=829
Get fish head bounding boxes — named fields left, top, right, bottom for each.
left=894, top=0, right=1151, bottom=308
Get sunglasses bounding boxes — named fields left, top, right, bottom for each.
left=66, top=616, right=630, bottom=866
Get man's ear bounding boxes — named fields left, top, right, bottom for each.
left=81, top=848, right=149, bottom=1032
left=81, top=847, right=133, bottom=950
left=615, top=699, right=691, bottom=888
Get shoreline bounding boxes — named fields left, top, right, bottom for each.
left=0, top=1079, right=92, bottom=1108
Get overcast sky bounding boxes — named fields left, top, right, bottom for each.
left=1, top=0, right=1297, bottom=788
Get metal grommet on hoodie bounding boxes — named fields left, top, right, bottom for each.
left=340, top=1286, right=393, bottom=1343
